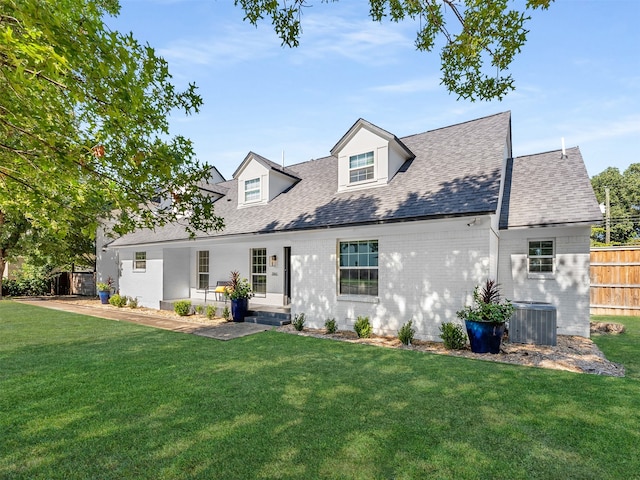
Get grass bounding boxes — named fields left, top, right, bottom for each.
left=1, top=301, right=639, bottom=479
left=591, top=315, right=640, bottom=380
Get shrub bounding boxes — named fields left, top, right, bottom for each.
left=293, top=313, right=305, bottom=331
left=222, top=305, right=231, bottom=322
left=325, top=317, right=337, bottom=334
left=109, top=294, right=127, bottom=308
left=195, top=305, right=204, bottom=315
left=127, top=296, right=139, bottom=309
left=354, top=316, right=372, bottom=338
left=174, top=300, right=192, bottom=316
left=1, top=263, right=52, bottom=297
left=440, top=322, right=467, bottom=350
left=398, top=320, right=415, bottom=346
left=206, top=305, right=216, bottom=319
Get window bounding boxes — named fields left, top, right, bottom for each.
left=339, top=240, right=378, bottom=296
left=134, top=252, right=146, bottom=271
left=251, top=248, right=267, bottom=295
left=349, top=151, right=374, bottom=183
left=528, top=240, right=554, bottom=273
left=244, top=178, right=261, bottom=202
left=197, top=251, right=209, bottom=289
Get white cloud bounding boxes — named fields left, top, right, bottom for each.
left=158, top=24, right=280, bottom=67
left=369, top=76, right=440, bottom=94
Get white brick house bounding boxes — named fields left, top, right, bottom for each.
left=99, top=112, right=601, bottom=340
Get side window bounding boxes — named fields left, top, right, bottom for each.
left=197, top=251, right=209, bottom=289
left=528, top=240, right=554, bottom=274
left=339, top=240, right=378, bottom=296
left=134, top=252, right=146, bottom=271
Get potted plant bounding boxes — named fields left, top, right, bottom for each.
left=97, top=277, right=114, bottom=304
left=225, top=270, right=253, bottom=322
left=456, top=279, right=514, bottom=354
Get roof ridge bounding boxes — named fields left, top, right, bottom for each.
left=400, top=111, right=511, bottom=141
left=514, top=146, right=579, bottom=159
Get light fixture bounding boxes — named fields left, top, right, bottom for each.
left=270, top=255, right=277, bottom=267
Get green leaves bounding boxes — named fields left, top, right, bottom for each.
left=235, top=0, right=553, bottom=101
left=1, top=0, right=223, bottom=274
left=591, top=164, right=640, bottom=244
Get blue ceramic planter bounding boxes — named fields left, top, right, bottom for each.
left=231, top=298, right=248, bottom=322
left=98, top=291, right=110, bottom=304
left=465, top=320, right=505, bottom=354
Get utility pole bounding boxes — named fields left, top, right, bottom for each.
left=605, top=187, right=611, bottom=244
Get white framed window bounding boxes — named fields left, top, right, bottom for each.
left=134, top=252, right=146, bottom=271
left=528, top=239, right=554, bottom=274
left=251, top=248, right=267, bottom=296
left=339, top=240, right=378, bottom=296
left=197, top=251, right=209, bottom=290
left=244, top=178, right=261, bottom=202
left=349, top=151, right=374, bottom=183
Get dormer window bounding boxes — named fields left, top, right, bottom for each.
left=244, top=178, right=261, bottom=202
left=349, top=151, right=374, bottom=183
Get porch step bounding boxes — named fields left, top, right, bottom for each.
left=244, top=309, right=291, bottom=327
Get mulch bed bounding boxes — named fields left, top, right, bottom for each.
left=276, top=324, right=626, bottom=377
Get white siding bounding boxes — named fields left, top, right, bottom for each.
left=118, top=247, right=164, bottom=308
left=164, top=248, right=190, bottom=300
left=336, top=127, right=390, bottom=192
left=290, top=217, right=494, bottom=341
left=497, top=226, right=592, bottom=337
left=237, top=160, right=268, bottom=206
left=96, top=225, right=119, bottom=293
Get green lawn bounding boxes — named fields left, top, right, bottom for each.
left=1, top=301, right=639, bottom=480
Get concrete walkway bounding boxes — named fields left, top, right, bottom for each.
left=15, top=298, right=272, bottom=340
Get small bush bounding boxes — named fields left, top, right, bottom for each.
left=127, top=296, right=139, bottom=309
left=174, top=300, right=192, bottom=316
left=325, top=318, right=337, bottom=334
left=440, top=322, right=467, bottom=350
left=206, top=305, right=216, bottom=319
left=354, top=316, right=372, bottom=338
left=195, top=305, right=204, bottom=315
left=109, top=294, right=128, bottom=308
left=222, top=305, right=231, bottom=322
left=398, top=320, right=415, bottom=346
left=293, top=313, right=305, bottom=331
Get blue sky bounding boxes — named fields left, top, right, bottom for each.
left=107, top=0, right=640, bottom=180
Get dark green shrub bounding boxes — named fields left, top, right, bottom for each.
left=293, top=313, right=305, bottom=331
left=325, top=318, right=337, bottom=334
left=109, top=294, right=128, bottom=308
left=1, top=264, right=52, bottom=296
left=354, top=316, right=372, bottom=338
left=206, top=305, right=216, bottom=319
left=440, top=322, right=467, bottom=350
left=398, top=320, right=415, bottom=346
left=174, top=300, right=192, bottom=316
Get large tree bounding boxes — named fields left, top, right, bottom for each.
left=591, top=165, right=640, bottom=245
left=0, top=0, right=224, bottom=298
left=236, top=0, right=553, bottom=101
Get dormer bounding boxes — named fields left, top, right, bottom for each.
left=233, top=152, right=300, bottom=208
left=331, top=119, right=415, bottom=193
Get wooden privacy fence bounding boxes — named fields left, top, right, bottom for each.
left=591, top=247, right=640, bottom=316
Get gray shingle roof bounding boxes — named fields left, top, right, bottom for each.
left=111, top=112, right=595, bottom=247
left=232, top=151, right=301, bottom=181
left=499, top=147, right=602, bottom=229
